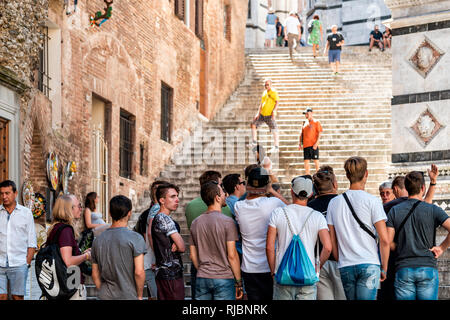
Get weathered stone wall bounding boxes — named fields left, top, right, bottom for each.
left=0, top=0, right=47, bottom=86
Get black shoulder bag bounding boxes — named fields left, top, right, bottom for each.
left=393, top=200, right=421, bottom=244
left=342, top=192, right=377, bottom=241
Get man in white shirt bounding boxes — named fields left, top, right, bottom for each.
left=284, top=11, right=301, bottom=59
left=0, top=180, right=37, bottom=300
left=234, top=167, right=287, bottom=300
left=326, top=157, right=390, bottom=300
left=267, top=176, right=331, bottom=300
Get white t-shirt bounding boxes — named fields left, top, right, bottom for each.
left=234, top=197, right=286, bottom=273
left=285, top=16, right=300, bottom=35
left=326, top=190, right=387, bottom=268
left=269, top=204, right=328, bottom=273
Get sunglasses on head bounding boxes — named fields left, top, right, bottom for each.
left=211, top=180, right=225, bottom=190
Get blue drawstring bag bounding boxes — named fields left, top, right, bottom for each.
left=275, top=208, right=319, bottom=286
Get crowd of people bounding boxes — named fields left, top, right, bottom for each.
left=0, top=151, right=449, bottom=301
left=265, top=8, right=391, bottom=75
left=266, top=10, right=344, bottom=75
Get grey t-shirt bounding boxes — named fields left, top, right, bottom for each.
left=387, top=199, right=449, bottom=271
left=91, top=227, right=147, bottom=300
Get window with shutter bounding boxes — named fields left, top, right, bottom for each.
left=195, top=0, right=204, bottom=39
left=161, top=83, right=173, bottom=143
left=224, top=5, right=231, bottom=41
left=38, top=26, right=51, bottom=97
left=175, top=0, right=185, bottom=20
left=119, top=110, right=135, bottom=179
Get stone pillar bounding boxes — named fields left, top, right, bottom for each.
left=384, top=0, right=450, bottom=299
left=245, top=0, right=298, bottom=48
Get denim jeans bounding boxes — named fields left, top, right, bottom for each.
left=195, top=278, right=235, bottom=300
left=190, top=262, right=197, bottom=300
left=145, top=269, right=157, bottom=299
left=273, top=282, right=317, bottom=300
left=339, top=264, right=380, bottom=300
left=394, top=267, right=439, bottom=300
left=0, top=264, right=28, bottom=296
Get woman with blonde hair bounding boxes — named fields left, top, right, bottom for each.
left=45, top=194, right=91, bottom=300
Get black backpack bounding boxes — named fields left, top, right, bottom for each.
left=133, top=207, right=151, bottom=238
left=35, top=224, right=78, bottom=300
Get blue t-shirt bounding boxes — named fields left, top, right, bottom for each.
left=266, top=13, right=276, bottom=25
left=148, top=203, right=160, bottom=221
left=370, top=30, right=383, bottom=40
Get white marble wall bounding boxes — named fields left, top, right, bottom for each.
left=386, top=1, right=450, bottom=216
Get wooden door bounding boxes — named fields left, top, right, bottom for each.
left=0, top=118, right=8, bottom=182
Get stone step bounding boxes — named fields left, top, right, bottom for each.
left=211, top=121, right=391, bottom=129
left=145, top=47, right=395, bottom=299
left=250, top=70, right=392, bottom=76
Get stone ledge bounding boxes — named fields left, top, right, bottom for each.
left=0, top=65, right=29, bottom=93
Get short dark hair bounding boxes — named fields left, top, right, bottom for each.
left=199, top=171, right=221, bottom=186
left=244, top=164, right=259, bottom=179
left=151, top=180, right=169, bottom=191
left=156, top=183, right=180, bottom=205
left=313, top=171, right=335, bottom=195
left=319, top=165, right=334, bottom=175
left=109, top=195, right=132, bottom=221
left=150, top=180, right=169, bottom=203
left=85, top=192, right=97, bottom=211
left=313, top=14, right=319, bottom=20
left=222, top=174, right=241, bottom=195
left=392, top=176, right=405, bottom=190
left=201, top=181, right=222, bottom=206
left=405, top=171, right=425, bottom=196
left=0, top=180, right=17, bottom=193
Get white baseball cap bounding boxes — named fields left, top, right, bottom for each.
left=291, top=176, right=314, bottom=198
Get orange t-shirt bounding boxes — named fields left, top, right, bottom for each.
left=301, top=119, right=323, bottom=148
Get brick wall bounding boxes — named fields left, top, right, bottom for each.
left=16, top=0, right=247, bottom=218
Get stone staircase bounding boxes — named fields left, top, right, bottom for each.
left=115, top=46, right=449, bottom=300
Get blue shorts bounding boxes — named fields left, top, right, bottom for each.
left=0, top=264, right=28, bottom=296
left=328, top=49, right=341, bottom=63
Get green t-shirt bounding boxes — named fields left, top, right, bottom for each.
left=185, top=197, right=233, bottom=230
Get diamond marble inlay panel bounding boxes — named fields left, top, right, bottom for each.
left=407, top=36, right=445, bottom=78
left=409, top=106, right=445, bottom=148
